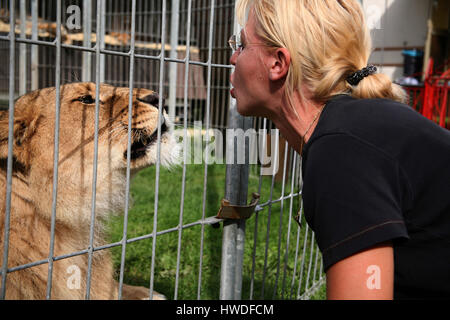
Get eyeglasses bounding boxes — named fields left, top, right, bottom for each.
left=228, top=34, right=269, bottom=53
left=228, top=34, right=243, bottom=52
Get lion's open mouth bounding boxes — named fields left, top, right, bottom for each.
left=125, top=122, right=168, bottom=161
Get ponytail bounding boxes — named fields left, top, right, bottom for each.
left=349, top=72, right=408, bottom=103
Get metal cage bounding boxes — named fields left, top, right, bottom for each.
left=0, top=0, right=324, bottom=300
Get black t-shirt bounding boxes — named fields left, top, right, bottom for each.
left=301, top=94, right=450, bottom=299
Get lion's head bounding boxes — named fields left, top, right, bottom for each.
left=0, top=82, right=180, bottom=230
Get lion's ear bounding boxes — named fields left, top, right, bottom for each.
left=0, top=98, right=40, bottom=161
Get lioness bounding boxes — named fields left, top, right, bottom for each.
left=0, top=82, right=180, bottom=299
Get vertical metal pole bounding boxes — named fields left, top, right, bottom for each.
left=296, top=224, right=310, bottom=299
left=281, top=150, right=297, bottom=299
left=272, top=140, right=290, bottom=298
left=289, top=155, right=303, bottom=299
left=261, top=130, right=279, bottom=299
left=31, top=0, right=39, bottom=90
left=219, top=7, right=250, bottom=299
left=249, top=118, right=267, bottom=300
left=20, top=0, right=27, bottom=95
left=0, top=0, right=16, bottom=300
left=312, top=242, right=320, bottom=284
left=82, top=0, right=92, bottom=82
left=149, top=0, right=167, bottom=300
left=118, top=0, right=136, bottom=300
left=46, top=0, right=63, bottom=300
left=85, top=0, right=103, bottom=300
left=319, top=257, right=324, bottom=279
left=99, top=0, right=106, bottom=83
left=174, top=0, right=192, bottom=301
left=304, top=232, right=316, bottom=296
left=198, top=0, right=216, bottom=298
left=219, top=103, right=253, bottom=300
left=168, top=0, right=180, bottom=121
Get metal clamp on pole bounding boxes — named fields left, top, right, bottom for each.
left=216, top=193, right=260, bottom=220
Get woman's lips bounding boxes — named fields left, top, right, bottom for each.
left=230, top=74, right=235, bottom=98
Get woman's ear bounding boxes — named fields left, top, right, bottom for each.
left=268, top=48, right=291, bottom=81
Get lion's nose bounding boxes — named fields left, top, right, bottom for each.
left=137, top=93, right=164, bottom=109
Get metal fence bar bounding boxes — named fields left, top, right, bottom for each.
left=31, top=0, right=39, bottom=90
left=248, top=205, right=259, bottom=299
left=149, top=0, right=167, bottom=300
left=301, top=249, right=326, bottom=300
left=0, top=35, right=233, bottom=69
left=319, top=255, right=324, bottom=279
left=46, top=0, right=63, bottom=300
left=117, top=0, right=125, bottom=82
left=219, top=6, right=254, bottom=298
left=260, top=129, right=279, bottom=299
left=82, top=0, right=92, bottom=82
left=249, top=118, right=267, bottom=300
left=256, top=192, right=301, bottom=208
left=296, top=222, right=309, bottom=299
left=281, top=150, right=297, bottom=299
left=220, top=98, right=252, bottom=300
left=197, top=0, right=216, bottom=300
left=174, top=0, right=192, bottom=300
left=4, top=215, right=225, bottom=277
left=304, top=232, right=316, bottom=297
left=168, top=0, right=180, bottom=120
left=217, top=4, right=231, bottom=130
left=105, top=0, right=112, bottom=83
left=272, top=139, right=290, bottom=298
left=0, top=0, right=16, bottom=300
left=19, top=0, right=27, bottom=95
left=300, top=273, right=325, bottom=300
left=85, top=0, right=103, bottom=300
left=233, top=202, right=248, bottom=300
left=312, top=242, right=320, bottom=285
left=232, top=115, right=253, bottom=300
left=118, top=0, right=137, bottom=301
left=99, top=0, right=106, bottom=83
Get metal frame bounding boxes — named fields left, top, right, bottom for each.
left=0, top=0, right=324, bottom=300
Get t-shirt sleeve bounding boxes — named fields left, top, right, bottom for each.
left=302, top=133, right=410, bottom=272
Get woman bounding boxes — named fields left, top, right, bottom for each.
left=229, top=0, right=450, bottom=299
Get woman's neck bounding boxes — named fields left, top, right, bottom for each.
left=271, top=89, right=324, bottom=154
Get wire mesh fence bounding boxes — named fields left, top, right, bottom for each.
left=0, top=0, right=324, bottom=300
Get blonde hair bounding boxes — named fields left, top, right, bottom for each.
left=235, top=0, right=407, bottom=107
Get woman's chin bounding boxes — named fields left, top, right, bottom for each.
left=236, top=103, right=268, bottom=118
left=236, top=103, right=251, bottom=116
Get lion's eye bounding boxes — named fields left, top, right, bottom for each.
left=78, top=95, right=95, bottom=104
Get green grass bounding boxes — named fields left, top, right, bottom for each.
left=310, top=282, right=327, bottom=300
left=107, top=163, right=325, bottom=300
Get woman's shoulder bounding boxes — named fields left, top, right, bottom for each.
left=305, top=94, right=450, bottom=160
left=327, top=94, right=416, bottom=118
left=317, top=94, right=447, bottom=139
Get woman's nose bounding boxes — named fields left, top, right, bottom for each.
left=230, top=51, right=238, bottom=65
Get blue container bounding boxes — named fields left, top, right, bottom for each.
left=402, top=49, right=424, bottom=80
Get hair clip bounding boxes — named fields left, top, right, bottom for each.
left=346, top=65, right=377, bottom=86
